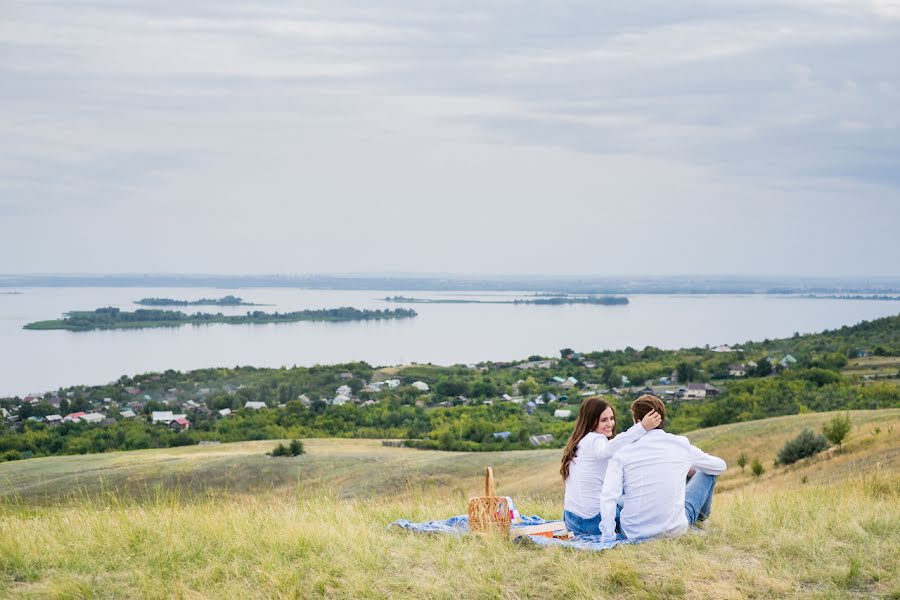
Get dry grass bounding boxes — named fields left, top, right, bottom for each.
left=1, top=410, right=899, bottom=598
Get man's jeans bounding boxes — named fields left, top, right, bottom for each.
left=563, top=505, right=622, bottom=537
left=684, top=471, right=718, bottom=526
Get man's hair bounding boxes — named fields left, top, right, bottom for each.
left=631, top=395, right=665, bottom=429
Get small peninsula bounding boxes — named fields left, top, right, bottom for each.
left=24, top=306, right=417, bottom=331
left=383, top=295, right=629, bottom=306
left=135, top=295, right=261, bottom=306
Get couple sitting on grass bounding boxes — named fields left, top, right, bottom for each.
left=561, top=394, right=726, bottom=542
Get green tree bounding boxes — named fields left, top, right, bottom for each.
left=737, top=452, right=748, bottom=472
left=822, top=413, right=852, bottom=450
left=751, top=458, right=764, bottom=478
left=675, top=362, right=695, bottom=384
left=288, top=439, right=305, bottom=456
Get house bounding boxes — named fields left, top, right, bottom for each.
left=169, top=418, right=190, bottom=432
left=339, top=372, right=354, bottom=380
left=501, top=394, right=512, bottom=402
left=728, top=364, right=747, bottom=377
left=43, top=414, right=63, bottom=426
left=582, top=361, right=597, bottom=369
left=509, top=396, right=524, bottom=404
left=244, top=401, right=267, bottom=410
left=551, top=376, right=566, bottom=385
left=218, top=408, right=232, bottom=418
left=332, top=395, right=351, bottom=406
left=0, top=407, right=9, bottom=419
left=780, top=354, right=798, bottom=368
left=101, top=418, right=118, bottom=427
left=185, top=400, right=201, bottom=410
left=635, top=386, right=657, bottom=395
left=361, top=385, right=379, bottom=394
left=125, top=387, right=142, bottom=395
left=683, top=384, right=708, bottom=400
left=524, top=401, right=537, bottom=414
left=560, top=377, right=578, bottom=390
left=529, top=434, right=554, bottom=446
left=553, top=409, right=572, bottom=418
left=80, top=413, right=105, bottom=424
left=119, top=410, right=137, bottom=419
left=361, top=399, right=378, bottom=407
left=336, top=385, right=353, bottom=397
left=712, top=345, right=734, bottom=353
left=411, top=381, right=430, bottom=392
left=516, top=359, right=556, bottom=370
left=747, top=360, right=758, bottom=368
left=297, top=394, right=312, bottom=406
left=384, top=379, right=401, bottom=389
left=152, top=411, right=175, bottom=423
left=64, top=412, right=87, bottom=423
left=492, top=431, right=512, bottom=440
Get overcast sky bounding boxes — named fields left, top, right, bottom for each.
left=2, top=0, right=899, bottom=276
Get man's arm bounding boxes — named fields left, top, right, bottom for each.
left=687, top=443, right=726, bottom=475
left=599, top=456, right=624, bottom=542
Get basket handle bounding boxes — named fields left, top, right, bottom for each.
left=484, top=466, right=495, bottom=496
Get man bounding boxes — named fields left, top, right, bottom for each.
left=599, top=395, right=726, bottom=542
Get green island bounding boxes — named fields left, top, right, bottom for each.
left=23, top=306, right=417, bottom=331
left=384, top=295, right=629, bottom=305
left=135, top=295, right=262, bottom=306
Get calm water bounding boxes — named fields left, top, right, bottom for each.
left=1, top=287, right=898, bottom=397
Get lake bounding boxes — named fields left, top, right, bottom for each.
left=1, top=287, right=898, bottom=396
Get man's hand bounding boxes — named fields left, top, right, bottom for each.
left=640, top=409, right=662, bottom=431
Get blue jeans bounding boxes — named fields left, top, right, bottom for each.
left=563, top=506, right=621, bottom=537
left=684, top=472, right=717, bottom=525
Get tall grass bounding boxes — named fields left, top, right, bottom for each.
left=2, top=473, right=898, bottom=599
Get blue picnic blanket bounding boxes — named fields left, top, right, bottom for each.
left=388, top=514, right=647, bottom=551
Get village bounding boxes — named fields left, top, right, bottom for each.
left=0, top=347, right=804, bottom=455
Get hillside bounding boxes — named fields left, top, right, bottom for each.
left=1, top=410, right=897, bottom=598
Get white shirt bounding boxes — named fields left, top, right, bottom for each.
left=563, top=422, right=647, bottom=518
left=599, top=429, right=726, bottom=542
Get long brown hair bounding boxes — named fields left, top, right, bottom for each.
left=560, top=396, right=617, bottom=480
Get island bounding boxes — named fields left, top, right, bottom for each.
left=135, top=295, right=262, bottom=306
left=24, top=306, right=417, bottom=331
left=383, top=295, right=629, bottom=306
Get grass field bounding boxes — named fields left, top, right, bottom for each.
left=843, top=356, right=900, bottom=380
left=1, top=410, right=898, bottom=599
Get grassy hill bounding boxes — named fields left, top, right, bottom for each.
left=1, top=410, right=898, bottom=598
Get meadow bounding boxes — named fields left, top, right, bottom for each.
left=1, top=410, right=898, bottom=599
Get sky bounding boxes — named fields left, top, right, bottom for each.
left=2, top=0, right=899, bottom=277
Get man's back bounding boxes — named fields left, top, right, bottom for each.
left=599, top=429, right=726, bottom=541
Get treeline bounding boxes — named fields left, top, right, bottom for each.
left=135, top=295, right=256, bottom=306
left=23, top=306, right=418, bottom=331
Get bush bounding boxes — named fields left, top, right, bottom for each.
left=288, top=439, right=305, bottom=456
left=751, top=458, right=764, bottom=478
left=822, top=413, right=852, bottom=449
left=777, top=428, right=829, bottom=465
left=269, top=440, right=305, bottom=457
left=737, top=452, right=748, bottom=472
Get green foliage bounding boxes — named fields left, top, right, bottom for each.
left=737, top=452, right=748, bottom=472
left=751, top=458, right=764, bottom=477
left=822, top=413, right=852, bottom=449
left=777, top=428, right=830, bottom=465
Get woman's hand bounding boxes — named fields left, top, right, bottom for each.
left=640, top=409, right=662, bottom=431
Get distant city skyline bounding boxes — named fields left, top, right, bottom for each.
left=3, top=1, right=899, bottom=276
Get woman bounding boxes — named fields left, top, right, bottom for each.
left=561, top=396, right=661, bottom=536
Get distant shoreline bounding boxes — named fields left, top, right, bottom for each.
left=3, top=274, right=899, bottom=295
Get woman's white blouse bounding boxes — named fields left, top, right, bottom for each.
left=563, top=422, right=647, bottom=518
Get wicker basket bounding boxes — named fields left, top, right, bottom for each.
left=467, top=467, right=511, bottom=535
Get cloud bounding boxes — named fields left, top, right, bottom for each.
left=1, top=0, right=899, bottom=274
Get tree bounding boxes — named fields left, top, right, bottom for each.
left=675, top=362, right=695, bottom=384
left=601, top=365, right=620, bottom=389
left=751, top=359, right=772, bottom=377
left=822, top=413, right=852, bottom=450
left=737, top=452, right=748, bottom=472
left=751, top=458, right=764, bottom=478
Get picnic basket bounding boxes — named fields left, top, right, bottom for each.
left=467, top=467, right=511, bottom=534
